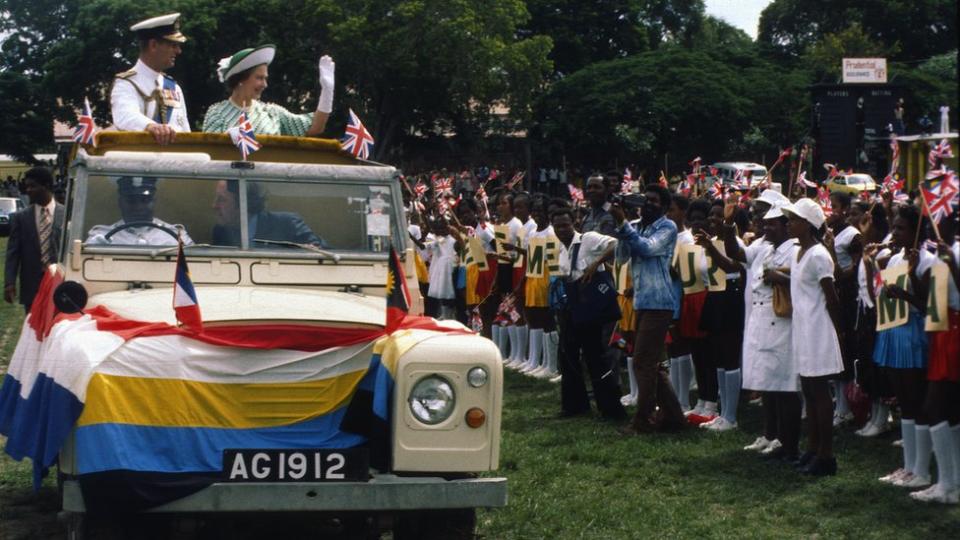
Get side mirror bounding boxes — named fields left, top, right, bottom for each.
left=53, top=281, right=88, bottom=314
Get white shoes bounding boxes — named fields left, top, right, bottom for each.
left=760, top=439, right=783, bottom=455
left=893, top=472, right=931, bottom=488
left=703, top=417, right=737, bottom=432
left=549, top=374, right=561, bottom=384
left=620, top=394, right=638, bottom=407
left=833, top=412, right=854, bottom=427
left=880, top=468, right=909, bottom=484
left=856, top=421, right=890, bottom=437
left=910, top=483, right=960, bottom=504
left=744, top=436, right=773, bottom=452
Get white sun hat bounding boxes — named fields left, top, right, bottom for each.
left=780, top=197, right=826, bottom=229
left=217, top=44, right=276, bottom=83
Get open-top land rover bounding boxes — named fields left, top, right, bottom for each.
left=4, top=133, right=505, bottom=539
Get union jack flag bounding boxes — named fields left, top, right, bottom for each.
left=928, top=139, right=954, bottom=168
left=679, top=176, right=692, bottom=197
left=621, top=168, right=634, bottom=194
left=506, top=171, right=525, bottom=190
left=414, top=181, right=429, bottom=198
left=823, top=163, right=839, bottom=180
left=568, top=183, right=584, bottom=204
left=799, top=171, right=817, bottom=188
left=433, top=176, right=453, bottom=194
left=227, top=112, right=261, bottom=160
left=73, top=97, right=96, bottom=146
left=872, top=261, right=885, bottom=299
left=658, top=171, right=668, bottom=188
left=817, top=186, right=832, bottom=215
left=921, top=169, right=959, bottom=224
left=341, top=109, right=375, bottom=160
left=709, top=180, right=724, bottom=199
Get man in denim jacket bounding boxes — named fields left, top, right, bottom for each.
left=610, top=184, right=685, bottom=434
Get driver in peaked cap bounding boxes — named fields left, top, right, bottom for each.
left=110, top=13, right=191, bottom=145
left=86, top=177, right=193, bottom=246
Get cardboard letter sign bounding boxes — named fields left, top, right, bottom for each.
left=876, top=263, right=910, bottom=331
left=925, top=262, right=949, bottom=332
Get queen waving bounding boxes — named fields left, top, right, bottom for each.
left=202, top=45, right=334, bottom=136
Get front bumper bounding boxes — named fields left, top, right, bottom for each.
left=62, top=474, right=507, bottom=513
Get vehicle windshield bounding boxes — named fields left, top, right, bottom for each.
left=80, top=175, right=397, bottom=252
left=0, top=199, right=19, bottom=214
left=846, top=175, right=868, bottom=185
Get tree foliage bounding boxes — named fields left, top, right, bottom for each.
left=0, top=0, right=552, bottom=161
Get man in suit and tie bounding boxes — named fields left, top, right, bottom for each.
left=4, top=167, right=65, bottom=312
left=211, top=180, right=327, bottom=248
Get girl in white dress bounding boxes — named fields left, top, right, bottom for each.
left=782, top=198, right=844, bottom=476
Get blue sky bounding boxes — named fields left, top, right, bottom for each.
left=704, top=0, right=773, bottom=39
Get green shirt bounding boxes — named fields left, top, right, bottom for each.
left=202, top=100, right=314, bottom=136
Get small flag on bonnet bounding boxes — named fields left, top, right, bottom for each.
left=386, top=246, right=412, bottom=333
left=73, top=97, right=97, bottom=146
left=173, top=238, right=203, bottom=332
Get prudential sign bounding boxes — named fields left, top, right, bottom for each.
left=842, top=58, right=888, bottom=83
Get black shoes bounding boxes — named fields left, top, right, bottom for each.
left=792, top=451, right=816, bottom=469
left=800, top=456, right=838, bottom=476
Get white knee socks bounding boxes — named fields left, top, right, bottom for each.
left=541, top=331, right=559, bottom=377
left=902, top=419, right=917, bottom=473
left=625, top=356, right=638, bottom=400
left=507, top=325, right=520, bottom=362
left=721, top=369, right=741, bottom=424
left=669, top=355, right=692, bottom=411
left=930, top=422, right=957, bottom=491
left=833, top=380, right=850, bottom=417
left=914, top=424, right=932, bottom=480
left=517, top=325, right=529, bottom=361
left=951, top=424, right=960, bottom=487
left=523, top=329, right=544, bottom=373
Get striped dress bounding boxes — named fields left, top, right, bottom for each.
left=202, top=99, right=314, bottom=136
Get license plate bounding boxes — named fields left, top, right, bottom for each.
left=222, top=448, right=369, bottom=482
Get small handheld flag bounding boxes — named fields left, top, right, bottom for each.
left=568, top=183, right=584, bottom=204
left=173, top=238, right=203, bottom=332
left=386, top=246, right=412, bottom=333
left=73, top=97, right=97, bottom=146
left=341, top=109, right=375, bottom=160
left=226, top=112, right=261, bottom=160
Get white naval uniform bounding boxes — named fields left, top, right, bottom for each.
left=86, top=218, right=193, bottom=246
left=742, top=238, right=799, bottom=392
left=111, top=59, right=191, bottom=132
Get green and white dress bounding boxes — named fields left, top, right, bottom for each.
left=202, top=100, right=314, bottom=136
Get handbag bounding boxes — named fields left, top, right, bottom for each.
left=771, top=267, right=792, bottom=318
left=567, top=243, right=622, bottom=325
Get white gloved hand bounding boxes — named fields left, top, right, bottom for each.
left=317, top=55, right=335, bottom=113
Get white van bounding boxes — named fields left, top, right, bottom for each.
left=710, top=162, right=780, bottom=192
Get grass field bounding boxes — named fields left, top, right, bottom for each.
left=0, top=237, right=957, bottom=539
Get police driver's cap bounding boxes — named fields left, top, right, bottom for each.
left=116, top=176, right=158, bottom=197
left=130, top=13, right=187, bottom=43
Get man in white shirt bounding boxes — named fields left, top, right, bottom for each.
left=110, top=13, right=191, bottom=144
left=552, top=207, right=627, bottom=420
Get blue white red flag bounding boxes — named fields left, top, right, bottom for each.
left=173, top=239, right=203, bottom=332
left=227, top=112, right=261, bottom=160
left=341, top=109, right=375, bottom=160
left=921, top=169, right=959, bottom=224
left=73, top=97, right=97, bottom=146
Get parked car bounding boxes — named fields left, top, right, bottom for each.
left=826, top=173, right=877, bottom=195
left=0, top=196, right=24, bottom=236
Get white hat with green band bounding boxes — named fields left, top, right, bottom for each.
left=217, top=44, right=276, bottom=83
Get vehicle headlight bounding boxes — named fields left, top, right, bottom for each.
left=408, top=375, right=456, bottom=425
left=467, top=367, right=488, bottom=388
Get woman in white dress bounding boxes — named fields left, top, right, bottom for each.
left=781, top=198, right=844, bottom=476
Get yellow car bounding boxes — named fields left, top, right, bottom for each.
left=826, top=173, right=877, bottom=195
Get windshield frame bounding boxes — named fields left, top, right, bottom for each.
left=69, top=154, right=406, bottom=259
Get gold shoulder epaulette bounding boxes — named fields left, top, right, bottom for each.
left=115, top=68, right=137, bottom=79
